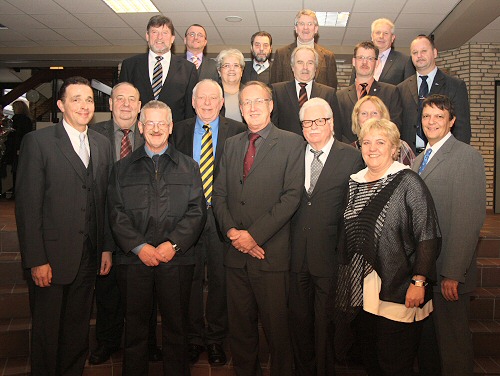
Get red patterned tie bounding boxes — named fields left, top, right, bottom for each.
left=298, top=82, right=308, bottom=108
left=243, top=133, right=260, bottom=181
left=120, top=129, right=132, bottom=159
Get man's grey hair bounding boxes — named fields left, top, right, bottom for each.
left=291, top=45, right=319, bottom=69
left=299, top=97, right=333, bottom=121
left=192, top=79, right=223, bottom=99
left=139, top=100, right=172, bottom=124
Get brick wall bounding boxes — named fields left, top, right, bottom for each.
left=335, top=43, right=499, bottom=209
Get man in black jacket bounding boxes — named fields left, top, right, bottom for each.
left=107, top=100, right=206, bottom=376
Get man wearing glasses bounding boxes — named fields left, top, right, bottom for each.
left=107, top=100, right=206, bottom=375
left=335, top=41, right=402, bottom=143
left=184, top=24, right=219, bottom=82
left=270, top=9, right=338, bottom=89
left=213, top=81, right=305, bottom=376
left=290, top=98, right=363, bottom=376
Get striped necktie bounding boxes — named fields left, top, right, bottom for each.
left=192, top=55, right=201, bottom=69
left=359, top=82, right=368, bottom=98
left=120, top=129, right=132, bottom=159
left=200, top=124, right=215, bottom=204
left=298, top=82, right=308, bottom=108
left=152, top=56, right=163, bottom=100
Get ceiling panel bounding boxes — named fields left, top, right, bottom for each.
left=165, top=12, right=214, bottom=28
left=0, top=1, right=24, bottom=15
left=6, top=0, right=67, bottom=14
left=54, top=0, right=113, bottom=14
left=201, top=0, right=254, bottom=12
left=252, top=0, right=302, bottom=12
left=209, top=11, right=258, bottom=27
left=76, top=13, right=130, bottom=28
left=32, top=14, right=87, bottom=28
left=0, top=15, right=49, bottom=30
left=255, top=12, right=299, bottom=27
left=402, top=0, right=461, bottom=14
left=55, top=28, right=105, bottom=41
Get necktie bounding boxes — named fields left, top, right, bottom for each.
left=418, top=148, right=432, bottom=175
left=374, top=52, right=384, bottom=81
left=308, top=149, right=324, bottom=195
left=192, top=55, right=200, bottom=70
left=298, top=82, right=308, bottom=108
left=200, top=124, right=215, bottom=204
left=417, top=75, right=429, bottom=144
left=152, top=56, right=163, bottom=100
left=120, top=129, right=132, bottom=159
left=359, top=82, right=368, bottom=98
left=255, top=64, right=263, bottom=74
left=243, top=133, right=260, bottom=181
left=78, top=133, right=89, bottom=168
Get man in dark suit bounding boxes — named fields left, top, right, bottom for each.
left=398, top=35, right=471, bottom=153
left=119, top=15, right=197, bottom=122
left=412, top=95, right=485, bottom=376
left=15, top=76, right=113, bottom=375
left=336, top=41, right=402, bottom=143
left=272, top=45, right=339, bottom=136
left=107, top=100, right=206, bottom=376
left=270, top=9, right=338, bottom=89
left=89, top=82, right=161, bottom=364
left=172, top=79, right=246, bottom=366
left=290, top=97, right=363, bottom=376
left=350, top=18, right=414, bottom=86
left=213, top=81, right=305, bottom=376
left=184, top=24, right=219, bottom=82
left=242, top=31, right=273, bottom=85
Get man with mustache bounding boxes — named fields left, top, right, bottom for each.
left=242, top=31, right=273, bottom=85
left=271, top=45, right=339, bottom=136
left=335, top=41, right=402, bottom=143
left=398, top=35, right=470, bottom=154
left=119, top=15, right=197, bottom=122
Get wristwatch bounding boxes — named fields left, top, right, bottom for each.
left=411, top=279, right=428, bottom=287
left=168, top=240, right=181, bottom=253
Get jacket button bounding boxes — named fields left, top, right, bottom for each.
left=82, top=185, right=86, bottom=189
left=241, top=201, right=245, bottom=205
left=307, top=202, right=312, bottom=206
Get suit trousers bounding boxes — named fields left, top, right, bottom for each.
left=433, top=292, right=473, bottom=376
left=188, top=207, right=228, bottom=345
left=289, top=271, right=335, bottom=376
left=117, top=263, right=193, bottom=376
left=227, top=266, right=293, bottom=376
left=29, top=238, right=96, bottom=376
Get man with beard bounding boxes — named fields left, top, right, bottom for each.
left=119, top=15, right=197, bottom=122
left=242, top=31, right=273, bottom=85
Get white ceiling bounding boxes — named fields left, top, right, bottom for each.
left=0, top=0, right=498, bottom=71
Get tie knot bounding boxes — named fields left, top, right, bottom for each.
left=203, top=124, right=211, bottom=132
left=79, top=133, right=86, bottom=142
left=121, top=129, right=131, bottom=136
left=156, top=56, right=163, bottom=62
left=299, top=82, right=307, bottom=88
left=360, top=83, right=368, bottom=89
left=248, top=133, right=260, bottom=143
left=420, top=75, right=428, bottom=82
left=311, top=149, right=323, bottom=159
left=424, top=148, right=432, bottom=157
left=192, top=56, right=198, bottom=62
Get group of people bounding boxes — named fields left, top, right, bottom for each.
left=14, top=8, right=486, bottom=376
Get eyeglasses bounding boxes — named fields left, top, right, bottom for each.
left=186, top=32, right=205, bottom=39
left=301, top=117, right=331, bottom=128
left=143, top=121, right=169, bottom=129
left=355, top=56, right=377, bottom=62
left=240, top=98, right=271, bottom=108
left=221, top=63, right=242, bottom=70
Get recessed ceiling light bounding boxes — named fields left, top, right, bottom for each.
left=316, top=12, right=350, bottom=27
left=102, top=0, right=159, bottom=13
left=225, top=16, right=243, bottom=23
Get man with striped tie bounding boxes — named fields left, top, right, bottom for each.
left=184, top=24, right=219, bottom=82
left=172, top=79, right=246, bottom=366
left=119, top=15, right=197, bottom=122
left=107, top=100, right=206, bottom=375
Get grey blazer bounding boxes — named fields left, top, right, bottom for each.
left=412, top=135, right=485, bottom=294
left=212, top=123, right=305, bottom=271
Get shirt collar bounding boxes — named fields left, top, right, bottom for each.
left=186, top=51, right=203, bottom=62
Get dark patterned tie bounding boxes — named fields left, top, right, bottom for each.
left=308, top=149, right=323, bottom=195
left=417, top=75, right=429, bottom=144
left=359, top=82, right=368, bottom=98
left=152, top=56, right=163, bottom=100
left=298, top=82, right=308, bottom=108
left=243, top=133, right=260, bottom=181
left=200, top=124, right=215, bottom=204
left=120, top=129, right=132, bottom=159
left=418, top=148, right=432, bottom=175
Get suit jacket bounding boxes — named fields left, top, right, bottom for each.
left=349, top=49, right=415, bottom=86
left=397, top=68, right=471, bottom=151
left=212, top=123, right=305, bottom=271
left=242, top=61, right=272, bottom=85
left=271, top=80, right=339, bottom=136
left=91, top=119, right=144, bottom=162
left=196, top=56, right=220, bottom=82
left=412, top=135, right=485, bottom=294
left=119, top=53, right=197, bottom=122
left=172, top=115, right=246, bottom=177
left=291, top=140, right=363, bottom=277
left=15, top=122, right=112, bottom=284
left=270, top=42, right=338, bottom=89
left=335, top=80, right=402, bottom=143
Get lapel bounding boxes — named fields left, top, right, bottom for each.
left=369, top=80, right=382, bottom=96
left=309, top=139, right=341, bottom=198
left=88, top=131, right=100, bottom=180
left=138, top=54, right=154, bottom=97
left=233, top=131, right=248, bottom=181
left=379, top=49, right=395, bottom=81
left=311, top=82, right=322, bottom=98
left=246, top=123, right=278, bottom=179
left=429, top=68, right=445, bottom=95
left=162, top=55, right=180, bottom=95
left=407, top=75, right=419, bottom=106
left=285, top=81, right=300, bottom=112
left=54, top=122, right=87, bottom=182
left=176, top=118, right=195, bottom=157
left=133, top=122, right=145, bottom=151
left=419, top=135, right=455, bottom=179
left=347, top=84, right=358, bottom=107
left=215, top=117, right=230, bottom=168
left=102, top=119, right=116, bottom=161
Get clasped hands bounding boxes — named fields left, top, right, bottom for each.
left=138, top=242, right=176, bottom=266
left=227, top=228, right=265, bottom=260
